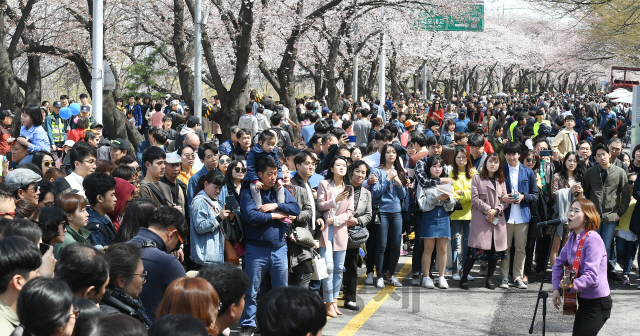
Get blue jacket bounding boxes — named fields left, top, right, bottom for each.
left=128, top=228, right=186, bottom=322
left=219, top=139, right=234, bottom=155
left=371, top=168, right=406, bottom=213
left=245, top=143, right=283, bottom=182
left=125, top=104, right=143, bottom=127
left=455, top=119, right=469, bottom=133
left=190, top=190, right=224, bottom=265
left=85, top=207, right=115, bottom=248
left=502, top=163, right=539, bottom=223
left=240, top=186, right=300, bottom=247
left=301, top=124, right=315, bottom=144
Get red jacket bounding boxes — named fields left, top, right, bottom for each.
left=67, top=128, right=85, bottom=143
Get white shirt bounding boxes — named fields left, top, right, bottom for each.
left=65, top=172, right=86, bottom=198
left=507, top=163, right=525, bottom=224
left=364, top=152, right=381, bottom=169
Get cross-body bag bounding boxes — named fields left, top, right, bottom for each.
left=204, top=201, right=239, bottom=266
left=347, top=194, right=370, bottom=249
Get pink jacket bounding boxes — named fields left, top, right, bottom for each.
left=317, top=179, right=354, bottom=251
left=468, top=174, right=509, bottom=251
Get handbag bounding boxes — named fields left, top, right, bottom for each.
left=311, top=250, right=329, bottom=280
left=347, top=224, right=369, bottom=249
left=293, top=227, right=316, bottom=249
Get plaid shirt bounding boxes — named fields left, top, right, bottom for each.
left=414, top=156, right=441, bottom=189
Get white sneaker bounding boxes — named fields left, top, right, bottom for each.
left=421, top=277, right=435, bottom=289
left=514, top=278, right=528, bottom=289
left=388, top=276, right=403, bottom=287
left=467, top=274, right=475, bottom=281
left=499, top=278, right=509, bottom=289
left=439, top=277, right=449, bottom=289
left=452, top=273, right=461, bottom=281
left=615, top=263, right=623, bottom=273
left=445, top=269, right=452, bottom=275
left=365, top=272, right=374, bottom=285
left=376, top=277, right=385, bottom=288
left=411, top=273, right=421, bottom=286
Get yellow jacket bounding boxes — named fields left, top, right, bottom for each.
left=449, top=168, right=477, bottom=221
left=617, top=198, right=636, bottom=233
left=177, top=168, right=196, bottom=187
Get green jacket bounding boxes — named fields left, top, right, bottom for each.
left=582, top=164, right=630, bottom=223
left=54, top=225, right=92, bottom=258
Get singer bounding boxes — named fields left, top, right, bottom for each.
left=552, top=198, right=612, bottom=336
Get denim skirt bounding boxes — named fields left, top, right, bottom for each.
left=421, top=206, right=451, bottom=239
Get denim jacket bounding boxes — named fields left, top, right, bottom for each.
left=190, top=190, right=224, bottom=265
left=372, top=168, right=406, bottom=213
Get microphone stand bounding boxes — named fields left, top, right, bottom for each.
left=529, top=222, right=562, bottom=335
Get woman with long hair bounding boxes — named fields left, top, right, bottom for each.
left=218, top=154, right=231, bottom=175
left=190, top=171, right=230, bottom=267
left=549, top=151, right=586, bottom=268
left=37, top=207, right=67, bottom=246
left=11, top=278, right=75, bottom=336
left=428, top=101, right=444, bottom=126
left=552, top=198, right=611, bottom=335
left=156, top=277, right=220, bottom=336
left=629, top=144, right=640, bottom=173
left=460, top=153, right=509, bottom=290
left=32, top=151, right=56, bottom=175
left=111, top=198, right=157, bottom=243
left=488, top=122, right=508, bottom=163
left=449, top=148, right=477, bottom=281
left=483, top=108, right=496, bottom=134
left=372, top=145, right=407, bottom=288
left=317, top=155, right=354, bottom=317
left=224, top=160, right=245, bottom=206
left=442, top=119, right=456, bottom=146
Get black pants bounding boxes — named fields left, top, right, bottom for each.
left=573, top=295, right=612, bottom=336
left=366, top=225, right=378, bottom=274
left=343, top=248, right=360, bottom=303
left=289, top=261, right=312, bottom=289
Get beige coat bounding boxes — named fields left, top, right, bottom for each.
left=551, top=129, right=579, bottom=161
left=468, top=174, right=509, bottom=251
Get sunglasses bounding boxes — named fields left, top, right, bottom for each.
left=220, top=159, right=231, bottom=164
left=525, top=158, right=536, bottom=163
left=234, top=167, right=247, bottom=173
left=42, top=160, right=56, bottom=167
left=167, top=228, right=183, bottom=244
left=629, top=181, right=635, bottom=185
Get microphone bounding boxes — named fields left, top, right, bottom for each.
left=536, top=217, right=568, bottom=227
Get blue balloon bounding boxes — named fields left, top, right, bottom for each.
left=69, top=103, right=81, bottom=115
left=60, top=107, right=72, bottom=120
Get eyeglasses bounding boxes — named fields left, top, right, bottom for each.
left=22, top=184, right=39, bottom=192
left=234, top=167, right=247, bottom=173
left=133, top=166, right=141, bottom=172
left=42, top=160, right=55, bottom=167
left=133, top=271, right=148, bottom=282
left=629, top=181, right=635, bottom=185
left=43, top=201, right=55, bottom=207
left=167, top=228, right=183, bottom=244
left=82, top=159, right=97, bottom=165
left=525, top=158, right=536, bottom=163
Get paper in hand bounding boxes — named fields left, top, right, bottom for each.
left=435, top=184, right=455, bottom=197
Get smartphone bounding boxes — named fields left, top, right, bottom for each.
left=39, top=243, right=52, bottom=255
left=347, top=135, right=357, bottom=143
left=539, top=150, right=552, bottom=157
left=345, top=185, right=354, bottom=196
left=225, top=196, right=239, bottom=211
left=57, top=149, right=64, bottom=158
left=5, top=151, right=11, bottom=163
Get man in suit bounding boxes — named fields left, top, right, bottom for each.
left=551, top=114, right=579, bottom=161
left=499, top=142, right=539, bottom=290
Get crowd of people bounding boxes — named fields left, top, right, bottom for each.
left=0, top=89, right=635, bottom=336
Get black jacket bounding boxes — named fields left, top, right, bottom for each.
left=230, top=144, right=250, bottom=162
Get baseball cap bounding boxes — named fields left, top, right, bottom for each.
left=64, top=140, right=75, bottom=148
left=165, top=152, right=181, bottom=164
left=404, top=120, right=418, bottom=128
left=90, top=122, right=103, bottom=129
left=187, top=115, right=200, bottom=127
left=80, top=105, right=91, bottom=113
left=165, top=94, right=172, bottom=100
left=322, top=107, right=330, bottom=114
left=283, top=146, right=301, bottom=158
left=111, top=138, right=130, bottom=150
left=53, top=101, right=62, bottom=108
left=169, top=100, right=180, bottom=107
left=5, top=168, right=42, bottom=191
left=0, top=110, right=15, bottom=118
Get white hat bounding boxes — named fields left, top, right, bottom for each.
left=64, top=140, right=75, bottom=147
left=165, top=152, right=181, bottom=164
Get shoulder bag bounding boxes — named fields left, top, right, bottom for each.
left=204, top=201, right=239, bottom=266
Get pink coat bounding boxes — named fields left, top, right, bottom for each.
left=468, top=174, right=508, bottom=251
left=317, top=179, right=354, bottom=251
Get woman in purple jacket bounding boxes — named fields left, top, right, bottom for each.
left=552, top=198, right=612, bottom=336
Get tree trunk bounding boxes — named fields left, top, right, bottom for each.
left=102, top=90, right=144, bottom=153
left=23, top=55, right=42, bottom=105
left=173, top=0, right=194, bottom=110
left=0, top=0, right=24, bottom=113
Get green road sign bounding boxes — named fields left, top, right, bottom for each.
left=415, top=3, right=484, bottom=32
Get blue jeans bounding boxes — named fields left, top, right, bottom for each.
left=377, top=212, right=402, bottom=277
left=450, top=220, right=470, bottom=272
left=319, top=225, right=346, bottom=303
left=240, top=243, right=288, bottom=328
left=412, top=212, right=424, bottom=274
left=597, top=222, right=617, bottom=269
left=615, top=236, right=638, bottom=275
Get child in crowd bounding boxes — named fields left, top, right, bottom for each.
left=245, top=129, right=288, bottom=221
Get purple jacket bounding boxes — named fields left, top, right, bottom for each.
left=552, top=230, right=610, bottom=299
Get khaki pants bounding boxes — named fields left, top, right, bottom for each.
left=500, top=222, right=529, bottom=279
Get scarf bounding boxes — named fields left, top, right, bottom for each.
left=110, top=287, right=153, bottom=329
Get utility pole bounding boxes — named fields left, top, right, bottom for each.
left=194, top=0, right=203, bottom=121
left=423, top=64, right=427, bottom=100
left=499, top=64, right=503, bottom=93
left=352, top=4, right=359, bottom=103
left=378, top=7, right=386, bottom=102
left=91, top=0, right=103, bottom=123
left=530, top=77, right=533, bottom=93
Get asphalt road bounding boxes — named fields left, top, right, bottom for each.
left=320, top=255, right=639, bottom=336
